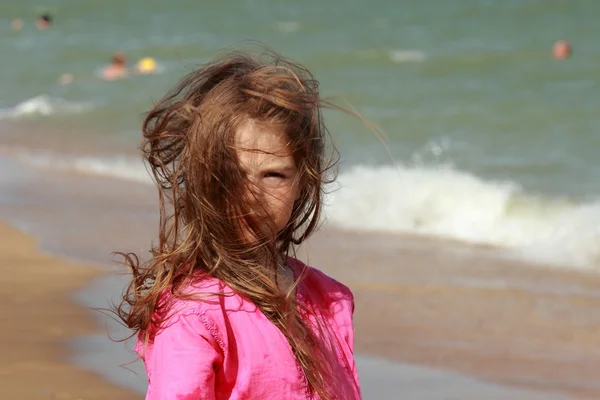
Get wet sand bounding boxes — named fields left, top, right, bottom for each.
left=301, top=229, right=600, bottom=399
left=0, top=221, right=139, bottom=399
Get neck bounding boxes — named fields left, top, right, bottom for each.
left=253, top=246, right=294, bottom=294
left=276, top=256, right=295, bottom=294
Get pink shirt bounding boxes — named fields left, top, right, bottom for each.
left=136, top=257, right=361, bottom=399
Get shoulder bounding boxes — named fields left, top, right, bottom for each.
left=147, top=273, right=249, bottom=339
left=288, top=257, right=354, bottom=309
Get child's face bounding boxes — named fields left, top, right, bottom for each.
left=235, top=121, right=301, bottom=241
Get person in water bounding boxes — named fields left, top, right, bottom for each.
left=35, top=13, right=52, bottom=30
left=552, top=40, right=572, bottom=60
left=115, top=48, right=363, bottom=399
left=101, top=52, right=128, bottom=81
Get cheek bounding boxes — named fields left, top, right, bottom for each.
left=265, top=188, right=296, bottom=220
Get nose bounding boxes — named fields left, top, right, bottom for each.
left=243, top=178, right=263, bottom=207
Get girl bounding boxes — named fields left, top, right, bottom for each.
left=117, top=49, right=361, bottom=399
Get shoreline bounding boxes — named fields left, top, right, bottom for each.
left=0, top=219, right=568, bottom=400
left=0, top=215, right=576, bottom=400
left=0, top=220, right=140, bottom=399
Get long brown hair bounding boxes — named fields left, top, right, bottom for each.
left=116, top=49, right=344, bottom=399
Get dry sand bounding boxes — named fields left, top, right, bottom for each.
left=0, top=221, right=140, bottom=400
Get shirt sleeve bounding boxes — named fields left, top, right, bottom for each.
left=145, top=311, right=223, bottom=400
left=340, top=286, right=361, bottom=393
left=339, top=283, right=356, bottom=352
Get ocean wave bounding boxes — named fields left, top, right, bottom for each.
left=0, top=147, right=151, bottom=184
left=327, top=165, right=600, bottom=268
left=4, top=146, right=600, bottom=269
left=0, top=95, right=93, bottom=120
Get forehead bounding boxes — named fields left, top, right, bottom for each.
left=234, top=120, right=292, bottom=158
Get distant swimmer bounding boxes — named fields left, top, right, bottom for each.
left=552, top=40, right=572, bottom=60
left=101, top=52, right=128, bottom=81
left=11, top=18, right=23, bottom=31
left=36, top=13, right=52, bottom=30
left=135, top=57, right=158, bottom=75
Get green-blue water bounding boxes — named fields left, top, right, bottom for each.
left=1, top=0, right=600, bottom=267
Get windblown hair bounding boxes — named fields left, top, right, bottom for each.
left=116, top=49, right=344, bottom=399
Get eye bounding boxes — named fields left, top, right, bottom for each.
left=264, top=171, right=286, bottom=179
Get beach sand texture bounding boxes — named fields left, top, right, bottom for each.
left=0, top=221, right=139, bottom=399
left=305, top=231, right=600, bottom=399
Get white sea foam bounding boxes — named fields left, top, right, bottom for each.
left=327, top=164, right=600, bottom=268
left=388, top=49, right=427, bottom=63
left=0, top=95, right=93, bottom=120
left=0, top=147, right=152, bottom=184
left=4, top=146, right=600, bottom=269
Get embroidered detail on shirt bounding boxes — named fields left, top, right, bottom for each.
left=198, top=311, right=226, bottom=352
left=295, top=354, right=311, bottom=398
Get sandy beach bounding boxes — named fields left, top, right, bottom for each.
left=0, top=215, right=580, bottom=400
left=0, top=221, right=139, bottom=400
